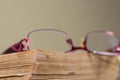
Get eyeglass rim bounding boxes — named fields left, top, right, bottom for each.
left=24, top=28, right=72, bottom=51
left=84, top=30, right=120, bottom=56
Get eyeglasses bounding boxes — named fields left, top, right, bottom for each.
left=2, top=29, right=120, bottom=56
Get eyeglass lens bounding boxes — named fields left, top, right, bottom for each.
left=86, top=31, right=119, bottom=52
left=27, top=31, right=70, bottom=51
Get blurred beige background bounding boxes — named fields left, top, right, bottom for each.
left=0, top=0, right=120, bottom=53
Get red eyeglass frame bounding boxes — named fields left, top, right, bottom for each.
left=2, top=29, right=120, bottom=56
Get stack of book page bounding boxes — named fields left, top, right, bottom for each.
left=0, top=49, right=119, bottom=80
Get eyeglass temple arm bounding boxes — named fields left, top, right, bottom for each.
left=24, top=29, right=74, bottom=51
left=2, top=39, right=25, bottom=54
